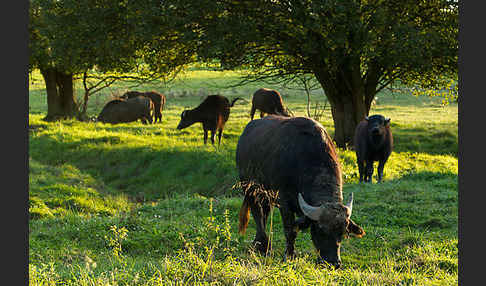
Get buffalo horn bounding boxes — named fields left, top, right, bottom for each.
left=345, top=192, right=353, bottom=217
left=298, top=193, right=323, bottom=221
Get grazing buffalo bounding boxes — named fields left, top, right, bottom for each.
left=97, top=96, right=154, bottom=124
left=237, top=115, right=365, bottom=268
left=354, top=114, right=393, bottom=183
left=177, top=95, right=242, bottom=145
left=250, top=88, right=290, bottom=120
left=121, top=91, right=166, bottom=123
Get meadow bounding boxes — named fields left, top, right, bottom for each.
left=29, top=68, right=458, bottom=285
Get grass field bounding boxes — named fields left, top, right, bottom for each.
left=29, top=69, right=458, bottom=285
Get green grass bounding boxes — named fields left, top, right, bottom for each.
left=29, top=69, right=458, bottom=285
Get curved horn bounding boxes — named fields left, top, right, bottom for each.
left=345, top=192, right=353, bottom=217
left=298, top=193, right=323, bottom=221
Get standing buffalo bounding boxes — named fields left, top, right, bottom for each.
left=354, top=114, right=393, bottom=183
left=250, top=88, right=290, bottom=120
left=97, top=96, right=154, bottom=124
left=177, top=95, right=242, bottom=145
left=121, top=91, right=166, bottom=123
left=236, top=115, right=365, bottom=268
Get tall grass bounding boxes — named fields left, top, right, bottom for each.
left=29, top=69, right=457, bottom=285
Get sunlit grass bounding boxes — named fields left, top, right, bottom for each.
left=29, top=69, right=457, bottom=285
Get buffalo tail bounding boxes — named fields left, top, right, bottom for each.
left=230, top=97, right=244, bottom=107
left=238, top=194, right=251, bottom=235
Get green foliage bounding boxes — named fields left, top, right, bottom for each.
left=410, top=78, right=459, bottom=105
left=165, top=0, right=458, bottom=86
left=104, top=225, right=129, bottom=260
left=29, top=0, right=140, bottom=73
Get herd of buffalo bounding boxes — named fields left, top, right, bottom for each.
left=97, top=87, right=393, bottom=268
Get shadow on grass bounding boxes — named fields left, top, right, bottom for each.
left=29, top=133, right=239, bottom=204
left=388, top=126, right=457, bottom=156
left=343, top=170, right=457, bottom=233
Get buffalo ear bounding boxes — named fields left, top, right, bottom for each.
left=347, top=219, right=365, bottom=238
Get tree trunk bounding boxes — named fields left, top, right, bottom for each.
left=313, top=68, right=373, bottom=149
left=40, top=68, right=77, bottom=121
left=327, top=90, right=367, bottom=149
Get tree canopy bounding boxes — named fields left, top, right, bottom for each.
left=162, top=0, right=458, bottom=147
left=29, top=0, right=195, bottom=120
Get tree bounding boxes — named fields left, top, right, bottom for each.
left=164, top=0, right=458, bottom=148
left=29, top=0, right=187, bottom=121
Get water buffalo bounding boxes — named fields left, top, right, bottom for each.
left=250, top=88, right=290, bottom=120
left=121, top=91, right=166, bottom=123
left=354, top=114, right=393, bottom=183
left=177, top=95, right=242, bottom=145
left=237, top=115, right=365, bottom=268
left=97, top=96, right=154, bottom=124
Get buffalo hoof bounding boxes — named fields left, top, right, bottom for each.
left=251, top=240, right=271, bottom=256
left=283, top=252, right=296, bottom=262
left=316, top=257, right=341, bottom=269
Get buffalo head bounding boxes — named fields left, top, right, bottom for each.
left=298, top=193, right=365, bottom=269
left=365, top=115, right=390, bottom=137
left=177, top=110, right=193, bottom=130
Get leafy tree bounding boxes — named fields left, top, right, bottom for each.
left=28, top=0, right=187, bottom=121
left=164, top=0, right=458, bottom=147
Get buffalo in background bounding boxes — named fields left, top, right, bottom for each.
left=250, top=88, right=290, bottom=120
left=97, top=96, right=154, bottom=124
left=177, top=94, right=243, bottom=145
left=354, top=114, right=393, bottom=183
left=121, top=90, right=166, bottom=123
left=236, top=115, right=365, bottom=268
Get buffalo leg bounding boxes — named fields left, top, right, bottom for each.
left=357, top=158, right=365, bottom=183
left=210, top=129, right=216, bottom=145
left=365, top=161, right=374, bottom=183
left=203, top=129, right=208, bottom=144
left=377, top=159, right=387, bottom=183
left=248, top=194, right=272, bottom=255
left=260, top=111, right=265, bottom=118
left=217, top=128, right=223, bottom=145
left=279, top=207, right=298, bottom=260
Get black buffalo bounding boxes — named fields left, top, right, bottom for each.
left=354, top=114, right=393, bottom=183
left=177, top=95, right=242, bottom=145
left=97, top=96, right=153, bottom=124
left=250, top=88, right=290, bottom=120
left=237, top=115, right=365, bottom=268
left=121, top=91, right=166, bottom=124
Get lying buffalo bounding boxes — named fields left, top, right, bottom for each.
left=177, top=94, right=242, bottom=145
left=97, top=96, right=154, bottom=124
left=354, top=114, right=393, bottom=183
left=250, top=88, right=290, bottom=120
left=121, top=91, right=166, bottom=123
left=237, top=115, right=365, bottom=268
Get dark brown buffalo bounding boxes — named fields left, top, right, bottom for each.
left=121, top=91, right=166, bottom=123
left=236, top=115, right=365, bottom=268
left=97, top=96, right=154, bottom=124
left=354, top=114, right=393, bottom=183
left=176, top=95, right=242, bottom=145
left=250, top=88, right=290, bottom=120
